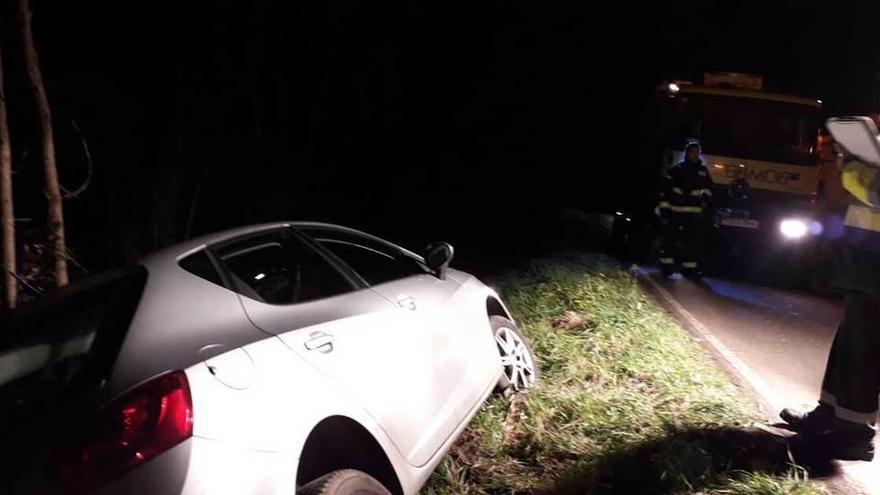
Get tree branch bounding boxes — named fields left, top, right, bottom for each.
left=0, top=263, right=42, bottom=295
left=60, top=119, right=93, bottom=198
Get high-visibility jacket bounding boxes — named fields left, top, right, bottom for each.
left=841, top=161, right=880, bottom=249
left=824, top=160, right=880, bottom=293
left=657, top=160, right=714, bottom=219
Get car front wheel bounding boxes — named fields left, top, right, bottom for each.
left=297, top=469, right=391, bottom=495
left=491, top=316, right=539, bottom=392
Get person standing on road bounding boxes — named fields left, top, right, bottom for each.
left=780, top=137, right=880, bottom=462
left=656, top=141, right=714, bottom=279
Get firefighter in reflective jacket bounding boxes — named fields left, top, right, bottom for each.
left=779, top=152, right=880, bottom=461
left=656, top=142, right=714, bottom=278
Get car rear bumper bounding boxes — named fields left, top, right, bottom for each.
left=96, top=436, right=296, bottom=495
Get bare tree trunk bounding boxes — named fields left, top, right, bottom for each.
left=0, top=39, right=15, bottom=309
left=19, top=0, right=67, bottom=286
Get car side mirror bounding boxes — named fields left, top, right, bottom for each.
left=424, top=242, right=454, bottom=279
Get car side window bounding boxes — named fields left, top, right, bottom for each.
left=302, top=229, right=424, bottom=286
left=216, top=230, right=353, bottom=304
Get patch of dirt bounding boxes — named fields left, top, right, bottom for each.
left=503, top=393, right=529, bottom=447
left=553, top=310, right=597, bottom=333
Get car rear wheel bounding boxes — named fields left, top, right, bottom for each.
left=297, top=469, right=391, bottom=495
left=491, top=316, right=538, bottom=392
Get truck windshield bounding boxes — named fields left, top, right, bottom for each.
left=666, top=92, right=821, bottom=166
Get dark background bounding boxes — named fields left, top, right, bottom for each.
left=4, top=0, right=880, bottom=283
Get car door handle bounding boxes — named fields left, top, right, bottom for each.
left=304, top=332, right=334, bottom=353
left=397, top=295, right=417, bottom=311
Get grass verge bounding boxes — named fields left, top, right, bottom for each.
left=425, top=253, right=824, bottom=494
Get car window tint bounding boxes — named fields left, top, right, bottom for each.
left=301, top=228, right=424, bottom=285
left=178, top=250, right=224, bottom=287
left=218, top=231, right=352, bottom=304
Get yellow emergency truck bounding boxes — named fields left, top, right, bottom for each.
left=659, top=72, right=824, bottom=273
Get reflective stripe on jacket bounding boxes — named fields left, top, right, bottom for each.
left=657, top=161, right=714, bottom=217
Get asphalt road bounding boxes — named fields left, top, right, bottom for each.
left=639, top=270, right=879, bottom=494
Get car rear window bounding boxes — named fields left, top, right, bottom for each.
left=178, top=249, right=224, bottom=287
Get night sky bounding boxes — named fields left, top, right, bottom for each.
left=5, top=0, right=880, bottom=282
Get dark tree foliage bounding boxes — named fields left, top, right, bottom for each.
left=0, top=0, right=876, bottom=284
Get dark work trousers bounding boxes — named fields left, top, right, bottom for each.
left=658, top=216, right=704, bottom=272
left=819, top=293, right=880, bottom=426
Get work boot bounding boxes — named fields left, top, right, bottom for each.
left=797, top=419, right=876, bottom=462
left=780, top=403, right=834, bottom=433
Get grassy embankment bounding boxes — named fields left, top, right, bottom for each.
left=427, top=254, right=822, bottom=495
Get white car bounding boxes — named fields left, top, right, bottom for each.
left=0, top=222, right=538, bottom=495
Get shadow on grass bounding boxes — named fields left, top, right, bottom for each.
left=541, top=426, right=841, bottom=494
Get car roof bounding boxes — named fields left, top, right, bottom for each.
left=142, top=221, right=423, bottom=265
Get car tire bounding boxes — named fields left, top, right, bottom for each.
left=297, top=469, right=391, bottom=495
left=491, top=316, right=539, bottom=393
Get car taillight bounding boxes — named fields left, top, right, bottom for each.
left=57, top=371, right=193, bottom=492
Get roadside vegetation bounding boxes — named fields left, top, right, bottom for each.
left=426, top=253, right=823, bottom=494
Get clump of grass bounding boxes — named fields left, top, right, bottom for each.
left=714, top=470, right=820, bottom=495
left=425, top=253, right=824, bottom=495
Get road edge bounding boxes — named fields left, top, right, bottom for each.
left=636, top=268, right=867, bottom=495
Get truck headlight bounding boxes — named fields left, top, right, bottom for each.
left=779, top=218, right=809, bottom=239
